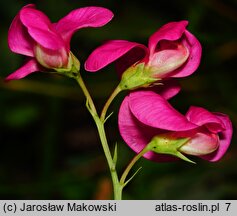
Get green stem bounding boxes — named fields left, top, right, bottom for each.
left=75, top=74, right=122, bottom=199
left=94, top=116, right=123, bottom=199
left=100, top=85, right=122, bottom=122
left=120, top=146, right=150, bottom=186
left=75, top=74, right=97, bottom=115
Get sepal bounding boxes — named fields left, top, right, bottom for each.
left=146, top=135, right=195, bottom=164
left=55, top=52, right=80, bottom=78
left=119, top=63, right=159, bottom=90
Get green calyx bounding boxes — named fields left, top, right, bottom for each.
left=119, top=63, right=159, bottom=90
left=54, top=52, right=80, bottom=78
left=146, top=135, right=196, bottom=164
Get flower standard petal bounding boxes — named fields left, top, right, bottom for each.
left=118, top=97, right=155, bottom=151
left=170, top=30, right=202, bottom=78
left=5, top=59, right=41, bottom=81
left=54, top=7, right=114, bottom=46
left=148, top=21, right=188, bottom=54
left=8, top=6, right=34, bottom=56
left=118, top=96, right=178, bottom=162
left=128, top=91, right=197, bottom=131
left=85, top=40, right=148, bottom=72
left=20, top=7, right=65, bottom=50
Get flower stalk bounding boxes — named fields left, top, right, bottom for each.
left=100, top=85, right=122, bottom=122
left=120, top=146, right=150, bottom=186
left=75, top=74, right=124, bottom=199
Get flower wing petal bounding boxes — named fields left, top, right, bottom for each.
left=84, top=40, right=147, bottom=72
left=185, top=106, right=225, bottom=133
left=115, top=46, right=148, bottom=77
left=148, top=21, right=188, bottom=54
left=5, top=59, right=41, bottom=80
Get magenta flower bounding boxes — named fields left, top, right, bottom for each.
left=6, top=4, right=113, bottom=80
left=85, top=21, right=202, bottom=90
left=118, top=90, right=232, bottom=162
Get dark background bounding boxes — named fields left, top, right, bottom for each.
left=0, top=0, right=236, bottom=199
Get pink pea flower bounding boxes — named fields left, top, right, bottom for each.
left=118, top=90, right=232, bottom=162
left=6, top=4, right=113, bottom=80
left=85, top=21, right=202, bottom=90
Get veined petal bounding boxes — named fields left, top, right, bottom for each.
left=148, top=21, right=188, bottom=54
left=201, top=113, right=233, bottom=162
left=54, top=7, right=114, bottom=46
left=170, top=30, right=202, bottom=78
left=129, top=91, right=197, bottom=131
left=119, top=97, right=157, bottom=150
left=118, top=96, right=178, bottom=162
left=8, top=5, right=34, bottom=56
left=84, top=40, right=147, bottom=72
left=186, top=106, right=225, bottom=133
left=20, top=7, right=65, bottom=50
left=5, top=59, right=41, bottom=80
